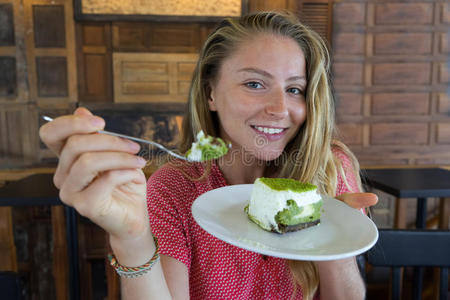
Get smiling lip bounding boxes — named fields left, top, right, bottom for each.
left=251, top=125, right=288, bottom=141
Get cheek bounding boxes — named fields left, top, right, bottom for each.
left=291, top=101, right=307, bottom=127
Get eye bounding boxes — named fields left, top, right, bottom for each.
left=287, top=87, right=304, bottom=95
left=245, top=81, right=263, bottom=89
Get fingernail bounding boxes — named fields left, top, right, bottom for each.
left=137, top=156, right=147, bottom=166
left=90, top=116, right=104, bottom=127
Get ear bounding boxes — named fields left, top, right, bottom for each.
left=208, top=86, right=217, bottom=111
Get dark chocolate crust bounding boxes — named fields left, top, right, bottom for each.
left=274, top=219, right=320, bottom=234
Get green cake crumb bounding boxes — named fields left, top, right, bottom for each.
left=259, top=177, right=317, bottom=193
left=186, top=130, right=230, bottom=162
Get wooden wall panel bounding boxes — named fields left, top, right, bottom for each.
left=112, top=23, right=203, bottom=53
left=439, top=62, right=449, bottom=84
left=333, top=2, right=365, bottom=24
left=374, top=33, right=432, bottom=55
left=375, top=3, right=433, bottom=25
left=0, top=56, right=16, bottom=97
left=437, top=123, right=450, bottom=144
left=440, top=33, right=448, bottom=54
left=335, top=93, right=362, bottom=115
left=337, top=123, right=362, bottom=145
left=372, top=93, right=429, bottom=115
left=333, top=32, right=364, bottom=55
left=0, top=0, right=27, bottom=103
left=333, top=63, right=364, bottom=85
left=442, top=2, right=450, bottom=23
left=24, top=0, right=77, bottom=107
left=36, top=56, right=68, bottom=97
left=370, top=123, right=428, bottom=145
left=373, top=63, right=431, bottom=85
left=76, top=22, right=112, bottom=102
left=249, top=0, right=297, bottom=12
left=0, top=104, right=39, bottom=166
left=32, top=5, right=65, bottom=48
left=333, top=0, right=450, bottom=166
left=438, top=93, right=449, bottom=114
left=0, top=207, right=17, bottom=272
left=0, top=3, right=15, bottom=45
left=84, top=54, right=108, bottom=94
left=113, top=52, right=198, bottom=103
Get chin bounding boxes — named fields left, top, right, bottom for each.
left=252, top=149, right=284, bottom=162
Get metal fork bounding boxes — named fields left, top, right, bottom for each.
left=42, top=116, right=190, bottom=161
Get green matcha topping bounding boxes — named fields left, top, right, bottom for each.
left=258, top=178, right=317, bottom=193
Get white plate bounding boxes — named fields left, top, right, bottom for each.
left=192, top=184, right=378, bottom=261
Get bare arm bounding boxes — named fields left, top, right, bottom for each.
left=315, top=257, right=365, bottom=300
left=314, top=192, right=378, bottom=299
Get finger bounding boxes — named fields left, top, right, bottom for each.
left=60, top=151, right=146, bottom=197
left=336, top=192, right=378, bottom=209
left=73, top=107, right=94, bottom=117
left=39, top=112, right=105, bottom=156
left=72, top=168, right=146, bottom=220
left=77, top=169, right=147, bottom=238
left=54, top=133, right=141, bottom=188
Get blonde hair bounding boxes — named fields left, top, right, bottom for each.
left=179, top=11, right=362, bottom=300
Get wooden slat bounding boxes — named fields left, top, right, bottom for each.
left=51, top=206, right=69, bottom=300
left=0, top=207, right=17, bottom=271
left=439, top=197, right=449, bottom=229
left=113, top=52, right=198, bottom=103
left=0, top=46, right=15, bottom=55
left=300, top=1, right=331, bottom=41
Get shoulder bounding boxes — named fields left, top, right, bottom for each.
left=331, top=141, right=354, bottom=166
left=147, top=160, right=202, bottom=194
left=148, top=160, right=204, bottom=186
left=147, top=160, right=224, bottom=196
left=331, top=141, right=361, bottom=194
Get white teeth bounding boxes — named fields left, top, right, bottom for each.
left=254, top=126, right=283, bottom=134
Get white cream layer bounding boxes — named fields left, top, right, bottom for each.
left=248, top=179, right=321, bottom=231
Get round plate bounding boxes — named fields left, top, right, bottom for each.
left=192, top=184, right=378, bottom=261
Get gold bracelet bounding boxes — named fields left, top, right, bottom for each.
left=108, top=234, right=160, bottom=278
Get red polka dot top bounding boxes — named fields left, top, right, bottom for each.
left=146, top=147, right=360, bottom=299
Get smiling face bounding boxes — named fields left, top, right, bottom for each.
left=208, top=33, right=307, bottom=161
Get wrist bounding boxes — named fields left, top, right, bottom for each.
left=108, top=234, right=160, bottom=278
left=109, top=227, right=157, bottom=267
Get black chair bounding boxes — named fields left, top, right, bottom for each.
left=366, top=229, right=450, bottom=300
left=0, top=271, right=21, bottom=300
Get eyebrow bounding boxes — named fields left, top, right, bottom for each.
left=238, top=67, right=306, bottom=82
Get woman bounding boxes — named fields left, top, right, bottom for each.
left=40, top=11, right=377, bottom=300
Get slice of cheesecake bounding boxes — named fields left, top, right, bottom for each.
left=245, top=178, right=323, bottom=234
left=186, top=130, right=230, bottom=162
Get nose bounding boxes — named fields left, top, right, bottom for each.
left=264, top=88, right=288, bottom=119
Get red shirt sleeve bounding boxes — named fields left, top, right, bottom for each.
left=332, top=146, right=367, bottom=214
left=333, top=147, right=361, bottom=196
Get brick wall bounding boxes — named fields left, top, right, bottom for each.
left=333, top=1, right=450, bottom=166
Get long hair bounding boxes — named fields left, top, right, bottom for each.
left=179, top=11, right=361, bottom=300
